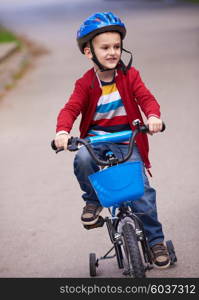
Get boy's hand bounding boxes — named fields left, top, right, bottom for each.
left=55, top=133, right=70, bottom=150
left=147, top=116, right=163, bottom=134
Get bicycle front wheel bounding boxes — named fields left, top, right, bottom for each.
left=118, top=218, right=145, bottom=278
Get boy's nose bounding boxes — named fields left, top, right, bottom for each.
left=109, top=47, right=116, bottom=55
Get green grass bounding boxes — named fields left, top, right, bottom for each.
left=183, top=0, right=199, bottom=3
left=0, top=26, right=21, bottom=45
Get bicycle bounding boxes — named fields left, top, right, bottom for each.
left=51, top=120, right=177, bottom=278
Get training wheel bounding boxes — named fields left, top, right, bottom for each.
left=166, top=240, right=177, bottom=265
left=89, top=253, right=97, bottom=277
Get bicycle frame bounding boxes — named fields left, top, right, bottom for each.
left=51, top=120, right=168, bottom=277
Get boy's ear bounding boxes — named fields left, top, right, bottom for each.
left=84, top=46, right=93, bottom=59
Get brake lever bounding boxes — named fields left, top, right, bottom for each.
left=67, top=137, right=79, bottom=151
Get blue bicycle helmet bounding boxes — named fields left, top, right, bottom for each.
left=77, top=12, right=132, bottom=73
left=77, top=12, right=126, bottom=54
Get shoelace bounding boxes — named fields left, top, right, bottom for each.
left=152, top=244, right=168, bottom=256
left=83, top=205, right=98, bottom=214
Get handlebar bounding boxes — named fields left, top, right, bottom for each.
left=51, top=121, right=165, bottom=167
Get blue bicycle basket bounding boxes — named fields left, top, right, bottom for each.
left=88, top=161, right=144, bottom=208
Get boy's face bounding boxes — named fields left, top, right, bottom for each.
left=89, top=32, right=122, bottom=70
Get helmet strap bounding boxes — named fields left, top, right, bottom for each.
left=89, top=40, right=114, bottom=72
left=122, top=48, right=133, bottom=71
left=89, top=41, right=133, bottom=73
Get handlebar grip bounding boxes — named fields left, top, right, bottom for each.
left=51, top=140, right=64, bottom=153
left=161, top=122, right=166, bottom=132
left=51, top=137, right=78, bottom=153
left=51, top=140, right=57, bottom=151
left=140, top=122, right=166, bottom=133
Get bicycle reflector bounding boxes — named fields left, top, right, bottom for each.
left=88, top=161, right=144, bottom=208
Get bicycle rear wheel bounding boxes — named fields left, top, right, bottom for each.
left=117, top=218, right=145, bottom=278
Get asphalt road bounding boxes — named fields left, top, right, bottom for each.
left=0, top=0, right=199, bottom=278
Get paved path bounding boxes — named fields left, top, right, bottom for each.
left=0, top=0, right=199, bottom=278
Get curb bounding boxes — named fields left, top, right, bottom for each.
left=0, top=42, right=19, bottom=63
left=0, top=33, right=49, bottom=99
left=0, top=42, right=32, bottom=98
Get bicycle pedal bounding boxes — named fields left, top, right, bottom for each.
left=83, top=216, right=104, bottom=230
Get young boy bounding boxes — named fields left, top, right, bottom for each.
left=54, top=12, right=170, bottom=268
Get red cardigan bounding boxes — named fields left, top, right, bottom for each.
left=56, top=67, right=161, bottom=169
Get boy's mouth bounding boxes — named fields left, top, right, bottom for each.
left=106, top=58, right=118, bottom=63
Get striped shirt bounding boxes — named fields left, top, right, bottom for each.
left=88, top=80, right=131, bottom=137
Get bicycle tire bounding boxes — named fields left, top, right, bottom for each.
left=119, top=220, right=146, bottom=278
left=89, top=253, right=97, bottom=277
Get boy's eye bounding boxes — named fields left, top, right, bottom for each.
left=102, top=46, right=109, bottom=50
left=101, top=45, right=121, bottom=50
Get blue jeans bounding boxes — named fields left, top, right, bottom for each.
left=73, top=143, right=164, bottom=247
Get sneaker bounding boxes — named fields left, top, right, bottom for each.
left=81, top=203, right=103, bottom=225
left=151, top=242, right=170, bottom=269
